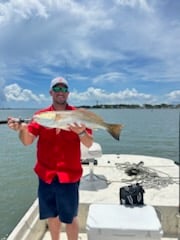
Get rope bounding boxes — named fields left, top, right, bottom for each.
left=115, top=161, right=179, bottom=189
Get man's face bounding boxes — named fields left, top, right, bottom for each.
left=50, top=83, right=69, bottom=105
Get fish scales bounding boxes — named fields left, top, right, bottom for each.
left=33, top=109, right=123, bottom=141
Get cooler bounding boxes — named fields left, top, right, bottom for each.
left=86, top=204, right=163, bottom=240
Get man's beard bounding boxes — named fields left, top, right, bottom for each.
left=55, top=99, right=67, bottom=105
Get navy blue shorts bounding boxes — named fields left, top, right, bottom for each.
left=38, top=177, right=79, bottom=224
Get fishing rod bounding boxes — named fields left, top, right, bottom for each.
left=0, top=118, right=31, bottom=125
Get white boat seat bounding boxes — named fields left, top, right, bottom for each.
left=80, top=142, right=108, bottom=190
left=81, top=142, right=102, bottom=160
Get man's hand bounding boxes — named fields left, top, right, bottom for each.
left=7, top=117, right=27, bottom=131
left=68, top=122, right=86, bottom=135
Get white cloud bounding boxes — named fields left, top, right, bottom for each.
left=0, top=0, right=112, bottom=68
left=0, top=0, right=179, bottom=107
left=2, top=82, right=178, bottom=108
left=93, top=72, right=126, bottom=84
left=3, top=83, right=154, bottom=106
left=0, top=0, right=48, bottom=24
left=0, top=0, right=179, bottom=69
left=113, top=0, right=152, bottom=12
left=4, top=83, right=49, bottom=103
left=70, top=87, right=154, bottom=106
left=166, top=90, right=180, bottom=103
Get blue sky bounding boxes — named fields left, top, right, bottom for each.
left=0, top=0, right=180, bottom=108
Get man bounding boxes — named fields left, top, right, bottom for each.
left=7, top=77, right=93, bottom=240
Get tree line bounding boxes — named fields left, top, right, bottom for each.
left=79, top=103, right=180, bottom=109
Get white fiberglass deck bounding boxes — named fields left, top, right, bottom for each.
left=42, top=232, right=178, bottom=240
left=7, top=154, right=180, bottom=240
left=43, top=154, right=179, bottom=240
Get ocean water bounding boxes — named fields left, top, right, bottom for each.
left=0, top=108, right=179, bottom=238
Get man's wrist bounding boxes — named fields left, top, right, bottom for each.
left=78, top=130, right=86, bottom=138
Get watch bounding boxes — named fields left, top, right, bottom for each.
left=78, top=130, right=86, bottom=138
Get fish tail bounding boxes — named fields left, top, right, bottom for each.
left=106, top=123, right=124, bottom=141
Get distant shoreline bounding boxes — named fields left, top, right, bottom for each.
left=0, top=103, right=180, bottom=110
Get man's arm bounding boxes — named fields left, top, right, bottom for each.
left=78, top=129, right=93, bottom=148
left=18, top=123, right=36, bottom=145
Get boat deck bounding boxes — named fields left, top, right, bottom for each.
left=42, top=154, right=179, bottom=240
left=42, top=231, right=178, bottom=240
left=80, top=154, right=179, bottom=207
left=7, top=154, right=180, bottom=240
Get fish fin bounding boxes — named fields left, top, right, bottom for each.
left=106, top=124, right=124, bottom=141
left=56, top=129, right=61, bottom=134
left=77, top=108, right=105, bottom=123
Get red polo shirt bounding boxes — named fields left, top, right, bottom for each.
left=28, top=105, right=92, bottom=184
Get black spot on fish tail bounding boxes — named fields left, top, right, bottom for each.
left=106, top=123, right=124, bottom=141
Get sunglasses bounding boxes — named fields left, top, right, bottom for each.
left=52, top=86, right=68, bottom=93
